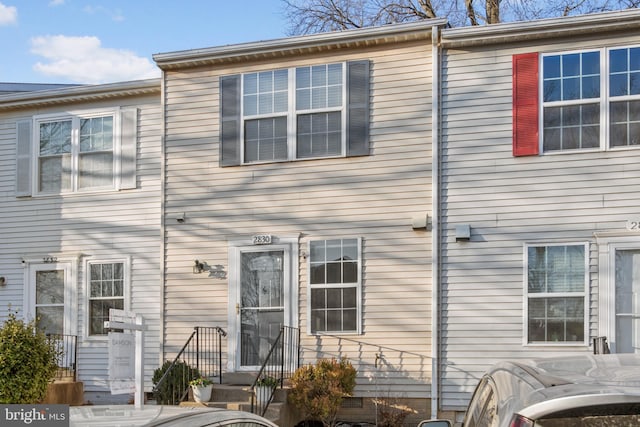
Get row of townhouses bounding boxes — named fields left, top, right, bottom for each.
left=1, top=8, right=639, bottom=425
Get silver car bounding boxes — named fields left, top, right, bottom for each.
left=70, top=405, right=279, bottom=427
left=420, top=353, right=640, bottom=427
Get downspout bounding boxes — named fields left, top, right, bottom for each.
left=159, top=71, right=167, bottom=366
left=430, top=23, right=442, bottom=420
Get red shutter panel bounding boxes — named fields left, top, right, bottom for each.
left=513, top=52, right=539, bottom=156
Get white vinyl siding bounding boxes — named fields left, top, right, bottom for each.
left=440, top=30, right=640, bottom=409
left=163, top=41, right=433, bottom=399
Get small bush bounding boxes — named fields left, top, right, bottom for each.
left=0, top=312, right=61, bottom=403
left=288, top=357, right=357, bottom=427
left=152, top=360, right=200, bottom=404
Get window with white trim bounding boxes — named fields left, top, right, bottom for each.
left=525, top=243, right=588, bottom=344
left=220, top=60, right=369, bottom=166
left=308, top=238, right=361, bottom=334
left=39, top=114, right=115, bottom=192
left=15, top=108, right=138, bottom=197
left=513, top=46, right=640, bottom=156
left=87, top=260, right=127, bottom=336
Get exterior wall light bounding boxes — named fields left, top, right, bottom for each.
left=193, top=260, right=205, bottom=274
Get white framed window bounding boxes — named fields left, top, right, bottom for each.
left=15, top=108, right=138, bottom=197
left=308, top=238, right=361, bottom=335
left=86, top=258, right=129, bottom=337
left=540, top=45, right=640, bottom=153
left=525, top=243, right=589, bottom=345
left=220, top=60, right=369, bottom=166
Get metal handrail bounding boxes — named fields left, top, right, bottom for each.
left=46, top=334, right=77, bottom=382
left=250, top=326, right=300, bottom=417
left=152, top=326, right=226, bottom=405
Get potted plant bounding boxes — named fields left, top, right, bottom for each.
left=189, top=377, right=213, bottom=403
left=255, top=375, right=278, bottom=405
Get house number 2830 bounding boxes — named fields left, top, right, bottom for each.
left=252, top=235, right=272, bottom=245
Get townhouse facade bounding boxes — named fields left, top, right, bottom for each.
left=438, top=9, right=640, bottom=411
left=153, top=21, right=443, bottom=423
left=0, top=80, right=162, bottom=403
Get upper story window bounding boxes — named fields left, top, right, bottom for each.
left=513, top=46, right=640, bottom=156
left=542, top=51, right=600, bottom=151
left=38, top=115, right=114, bottom=192
left=220, top=60, right=370, bottom=166
left=15, top=108, right=138, bottom=197
left=308, top=238, right=361, bottom=335
left=525, top=243, right=588, bottom=344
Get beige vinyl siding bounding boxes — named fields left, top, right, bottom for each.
left=440, top=32, right=640, bottom=409
left=0, top=94, right=161, bottom=393
left=162, top=41, right=434, bottom=398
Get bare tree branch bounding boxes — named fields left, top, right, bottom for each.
left=465, top=0, right=479, bottom=25
left=282, top=0, right=639, bottom=34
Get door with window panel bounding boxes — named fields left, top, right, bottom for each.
left=614, top=249, right=640, bottom=353
left=28, top=263, right=74, bottom=337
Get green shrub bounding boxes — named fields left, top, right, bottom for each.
left=288, top=357, right=357, bottom=427
left=152, top=360, right=200, bottom=404
left=0, top=312, right=60, bottom=403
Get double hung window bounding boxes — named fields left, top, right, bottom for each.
left=308, top=238, right=361, bottom=334
left=220, top=60, right=369, bottom=166
left=15, top=108, right=137, bottom=197
left=513, top=46, right=640, bottom=155
left=38, top=114, right=115, bottom=192
left=525, top=243, right=588, bottom=344
left=87, top=260, right=127, bottom=336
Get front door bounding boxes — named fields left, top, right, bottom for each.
left=613, top=248, right=640, bottom=353
left=25, top=261, right=75, bottom=337
left=240, top=250, right=284, bottom=367
left=228, top=237, right=298, bottom=371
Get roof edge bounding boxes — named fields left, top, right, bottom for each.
left=0, top=78, right=161, bottom=110
left=153, top=19, right=448, bottom=70
left=442, top=9, right=640, bottom=47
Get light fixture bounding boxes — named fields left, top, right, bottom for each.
left=0, top=277, right=5, bottom=286
left=176, top=213, right=186, bottom=223
left=193, top=260, right=205, bottom=274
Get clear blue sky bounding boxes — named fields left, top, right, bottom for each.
left=0, top=1, right=289, bottom=84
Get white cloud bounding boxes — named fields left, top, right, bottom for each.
left=0, top=2, right=17, bottom=25
left=30, top=35, right=160, bottom=84
left=83, top=5, right=124, bottom=22
left=49, top=0, right=65, bottom=6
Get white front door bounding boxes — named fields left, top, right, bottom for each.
left=228, top=237, right=298, bottom=371
left=613, top=248, right=640, bottom=353
left=25, top=261, right=76, bottom=337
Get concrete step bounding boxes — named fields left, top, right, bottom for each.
left=180, top=383, right=290, bottom=425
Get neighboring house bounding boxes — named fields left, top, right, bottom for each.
left=0, top=80, right=162, bottom=403
left=438, top=8, right=640, bottom=414
left=153, top=20, right=444, bottom=423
